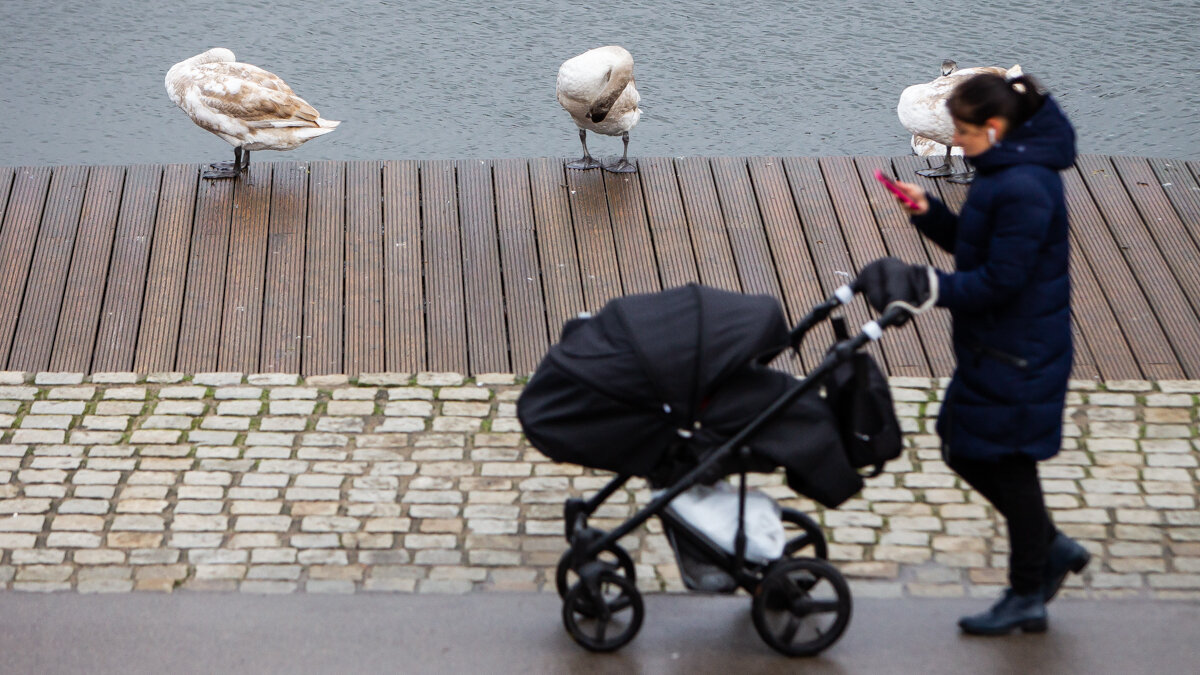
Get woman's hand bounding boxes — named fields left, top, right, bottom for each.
left=894, top=181, right=930, bottom=215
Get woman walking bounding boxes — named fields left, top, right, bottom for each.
left=856, top=72, right=1091, bottom=635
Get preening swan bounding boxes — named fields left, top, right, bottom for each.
left=166, top=48, right=340, bottom=179
left=556, top=46, right=642, bottom=173
left=898, top=59, right=1021, bottom=182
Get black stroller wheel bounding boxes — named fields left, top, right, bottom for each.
left=562, top=571, right=644, bottom=652
left=555, top=543, right=637, bottom=602
left=752, top=557, right=851, bottom=657
left=780, top=508, right=829, bottom=560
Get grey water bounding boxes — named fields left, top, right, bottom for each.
left=1, top=0, right=1198, bottom=167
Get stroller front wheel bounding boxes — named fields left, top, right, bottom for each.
left=780, top=508, right=829, bottom=560
left=562, top=571, right=645, bottom=652
left=555, top=543, right=637, bottom=601
left=752, top=557, right=852, bottom=657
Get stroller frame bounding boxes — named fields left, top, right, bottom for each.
left=555, top=286, right=913, bottom=655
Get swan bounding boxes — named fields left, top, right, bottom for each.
left=166, top=48, right=340, bottom=179
left=897, top=59, right=1021, bottom=182
left=556, top=46, right=642, bottom=173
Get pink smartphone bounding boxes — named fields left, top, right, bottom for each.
left=875, top=169, right=920, bottom=210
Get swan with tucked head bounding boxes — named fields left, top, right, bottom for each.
left=166, top=48, right=341, bottom=179
left=556, top=46, right=642, bottom=173
left=898, top=59, right=1021, bottom=182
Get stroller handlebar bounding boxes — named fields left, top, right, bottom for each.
left=787, top=283, right=915, bottom=351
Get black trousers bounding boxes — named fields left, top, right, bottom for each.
left=946, top=452, right=1058, bottom=595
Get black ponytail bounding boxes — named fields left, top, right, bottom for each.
left=947, top=73, right=1046, bottom=128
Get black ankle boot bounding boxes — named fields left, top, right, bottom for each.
left=958, top=589, right=1047, bottom=636
left=1043, top=532, right=1090, bottom=602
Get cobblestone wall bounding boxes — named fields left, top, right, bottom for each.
left=1, top=371, right=1198, bottom=599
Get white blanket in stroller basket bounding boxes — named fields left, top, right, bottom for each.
left=658, top=481, right=785, bottom=563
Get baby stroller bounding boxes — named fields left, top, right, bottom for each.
left=517, top=282, right=910, bottom=656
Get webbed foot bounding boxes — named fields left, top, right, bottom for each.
left=603, top=157, right=637, bottom=173
left=567, top=155, right=603, bottom=170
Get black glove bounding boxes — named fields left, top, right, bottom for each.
left=856, top=257, right=935, bottom=314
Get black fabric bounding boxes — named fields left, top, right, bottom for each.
left=517, top=283, right=867, bottom=508
left=518, top=361, right=680, bottom=477
left=857, top=256, right=929, bottom=317
left=702, top=363, right=862, bottom=508
left=824, top=351, right=903, bottom=477
left=947, top=452, right=1058, bottom=594
left=546, top=284, right=789, bottom=422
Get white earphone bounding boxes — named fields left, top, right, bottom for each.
left=987, top=128, right=997, bottom=144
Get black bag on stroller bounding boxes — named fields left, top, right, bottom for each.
left=518, top=284, right=880, bottom=508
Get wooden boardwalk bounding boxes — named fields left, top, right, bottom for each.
left=1, top=155, right=1198, bottom=378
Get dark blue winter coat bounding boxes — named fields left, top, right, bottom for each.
left=912, top=96, right=1076, bottom=461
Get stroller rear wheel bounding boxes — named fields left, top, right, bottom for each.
left=781, top=508, right=829, bottom=560
left=562, top=571, right=644, bottom=652
left=752, top=557, right=851, bottom=657
left=555, top=543, right=637, bottom=603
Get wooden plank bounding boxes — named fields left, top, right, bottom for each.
left=457, top=159, right=509, bottom=373
left=889, top=155, right=958, bottom=378
left=8, top=166, right=89, bottom=371
left=93, top=164, right=163, bottom=372
left=674, top=157, right=740, bottom=291
left=528, top=157, right=585, bottom=341
left=890, top=156, right=956, bottom=271
left=260, top=162, right=308, bottom=374
left=420, top=160, right=467, bottom=372
left=564, top=165, right=623, bottom=309
left=1112, top=156, right=1200, bottom=320
left=709, top=157, right=783, bottom=300
left=493, top=159, right=549, bottom=374
left=1149, top=158, right=1200, bottom=252
left=821, top=156, right=929, bottom=377
left=854, top=157, right=952, bottom=378
left=134, top=165, right=200, bottom=372
left=746, top=156, right=831, bottom=372
left=0, top=167, right=14, bottom=242
left=707, top=156, right=799, bottom=375
left=1058, top=178, right=1139, bottom=380
left=637, top=157, right=699, bottom=288
left=381, top=160, right=425, bottom=372
left=344, top=160, right=385, bottom=375
left=50, top=165, right=126, bottom=372
left=1063, top=165, right=1180, bottom=378
left=303, top=161, right=345, bottom=376
left=780, top=157, right=885, bottom=367
left=602, top=168, right=661, bottom=295
left=175, top=176, right=235, bottom=372
left=1076, top=155, right=1200, bottom=377
left=217, top=164, right=273, bottom=372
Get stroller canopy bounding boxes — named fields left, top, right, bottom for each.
left=548, top=284, right=788, bottom=422
left=519, top=285, right=860, bottom=505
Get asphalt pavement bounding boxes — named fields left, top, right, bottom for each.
left=1, top=593, right=1197, bottom=674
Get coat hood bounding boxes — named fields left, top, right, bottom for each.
left=972, top=96, right=1076, bottom=173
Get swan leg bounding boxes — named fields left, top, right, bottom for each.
left=566, top=129, right=602, bottom=170
left=204, top=146, right=243, bottom=179
left=603, top=132, right=637, bottom=173
left=916, top=146, right=955, bottom=178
